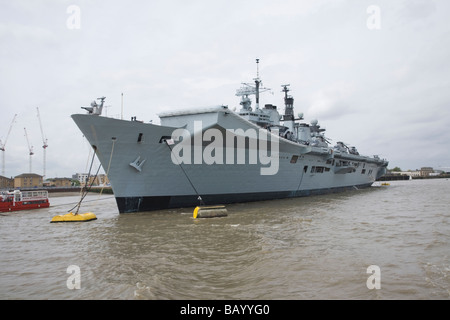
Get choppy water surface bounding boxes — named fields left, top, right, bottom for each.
left=1, top=179, right=449, bottom=299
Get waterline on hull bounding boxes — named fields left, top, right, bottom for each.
left=115, top=183, right=373, bottom=213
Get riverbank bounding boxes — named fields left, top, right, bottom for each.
left=16, top=186, right=114, bottom=194
left=378, top=174, right=450, bottom=181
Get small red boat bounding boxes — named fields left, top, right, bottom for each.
left=0, top=190, right=50, bottom=212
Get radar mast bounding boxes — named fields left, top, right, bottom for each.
left=235, top=59, right=270, bottom=111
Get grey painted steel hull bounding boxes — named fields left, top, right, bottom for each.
left=72, top=109, right=388, bottom=213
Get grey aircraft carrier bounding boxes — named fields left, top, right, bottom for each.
left=72, top=60, right=388, bottom=213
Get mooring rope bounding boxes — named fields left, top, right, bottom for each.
left=98, top=138, right=115, bottom=197
left=164, top=139, right=205, bottom=206
left=68, top=147, right=101, bottom=214
left=67, top=138, right=116, bottom=213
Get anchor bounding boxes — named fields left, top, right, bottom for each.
left=130, top=156, right=146, bottom=172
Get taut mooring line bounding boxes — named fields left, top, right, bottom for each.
left=164, top=139, right=205, bottom=206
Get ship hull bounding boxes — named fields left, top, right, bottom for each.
left=115, top=183, right=373, bottom=212
left=72, top=109, right=388, bottom=213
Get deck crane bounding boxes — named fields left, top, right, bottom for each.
left=24, top=127, right=34, bottom=173
left=36, top=107, right=48, bottom=178
left=0, top=114, right=17, bottom=176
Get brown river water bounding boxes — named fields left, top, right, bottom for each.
left=0, top=179, right=449, bottom=300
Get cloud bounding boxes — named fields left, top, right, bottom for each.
left=1, top=0, right=450, bottom=177
left=0, top=22, right=54, bottom=43
left=306, top=81, right=358, bottom=120
left=397, top=0, right=436, bottom=22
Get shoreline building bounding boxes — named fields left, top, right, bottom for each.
left=419, top=167, right=434, bottom=177
left=0, top=175, right=14, bottom=189
left=14, top=173, right=44, bottom=189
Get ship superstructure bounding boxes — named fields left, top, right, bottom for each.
left=72, top=60, right=388, bottom=213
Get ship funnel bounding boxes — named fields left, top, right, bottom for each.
left=282, top=84, right=294, bottom=121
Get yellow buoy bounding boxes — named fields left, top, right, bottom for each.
left=193, top=205, right=228, bottom=219
left=51, top=212, right=97, bottom=223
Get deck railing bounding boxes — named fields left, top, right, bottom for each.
left=21, top=190, right=48, bottom=201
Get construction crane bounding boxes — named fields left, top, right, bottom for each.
left=36, top=107, right=48, bottom=178
left=24, top=127, right=34, bottom=173
left=0, top=114, right=17, bottom=176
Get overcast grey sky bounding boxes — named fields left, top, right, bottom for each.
left=1, top=0, right=449, bottom=178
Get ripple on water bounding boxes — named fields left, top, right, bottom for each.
left=0, top=181, right=449, bottom=299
